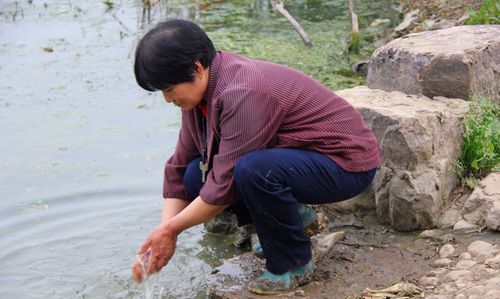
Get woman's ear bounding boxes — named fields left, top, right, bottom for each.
left=194, top=60, right=204, bottom=79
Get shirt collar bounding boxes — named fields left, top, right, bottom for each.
left=204, top=51, right=221, bottom=103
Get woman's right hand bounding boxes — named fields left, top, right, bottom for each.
left=132, top=224, right=178, bottom=283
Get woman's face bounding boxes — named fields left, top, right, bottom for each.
left=161, top=61, right=209, bottom=111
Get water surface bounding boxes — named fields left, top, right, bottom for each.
left=0, top=1, right=396, bottom=298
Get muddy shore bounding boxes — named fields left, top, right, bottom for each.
left=208, top=204, right=499, bottom=299
left=295, top=209, right=499, bottom=299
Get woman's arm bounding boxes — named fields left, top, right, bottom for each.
left=165, top=196, right=229, bottom=235
left=160, top=197, right=190, bottom=225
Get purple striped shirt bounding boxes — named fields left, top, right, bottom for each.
left=164, top=51, right=380, bottom=205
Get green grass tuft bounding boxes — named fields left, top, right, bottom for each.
left=455, top=96, right=500, bottom=187
left=465, top=0, right=500, bottom=25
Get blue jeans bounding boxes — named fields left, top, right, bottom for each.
left=183, top=148, right=376, bottom=274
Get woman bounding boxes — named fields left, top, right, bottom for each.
left=131, top=19, right=380, bottom=295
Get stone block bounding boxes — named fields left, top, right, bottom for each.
left=367, top=25, right=500, bottom=102
left=462, top=172, right=500, bottom=231
left=336, top=87, right=470, bottom=231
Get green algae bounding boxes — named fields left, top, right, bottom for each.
left=185, top=0, right=397, bottom=91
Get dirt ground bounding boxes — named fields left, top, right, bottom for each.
left=303, top=211, right=434, bottom=299
left=207, top=190, right=499, bottom=299
left=400, top=0, right=483, bottom=20
left=299, top=208, right=496, bottom=299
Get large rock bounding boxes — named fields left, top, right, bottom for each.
left=335, top=86, right=470, bottom=231
left=461, top=172, right=500, bottom=231
left=367, top=25, right=500, bottom=102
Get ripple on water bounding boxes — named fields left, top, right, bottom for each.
left=0, top=188, right=215, bottom=299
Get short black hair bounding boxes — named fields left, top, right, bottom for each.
left=134, top=19, right=216, bottom=92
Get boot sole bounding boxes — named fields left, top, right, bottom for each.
left=247, top=267, right=314, bottom=295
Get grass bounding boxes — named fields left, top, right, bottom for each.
left=348, top=32, right=361, bottom=55
left=455, top=96, right=500, bottom=188
left=465, top=0, right=500, bottom=25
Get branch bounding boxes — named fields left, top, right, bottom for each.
left=348, top=0, right=359, bottom=34
left=271, top=1, right=312, bottom=47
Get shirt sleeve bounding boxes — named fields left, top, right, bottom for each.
left=163, top=113, right=200, bottom=200
left=199, top=87, right=284, bottom=205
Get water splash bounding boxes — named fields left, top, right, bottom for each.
left=134, top=248, right=166, bottom=299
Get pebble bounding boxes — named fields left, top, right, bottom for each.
left=467, top=240, right=494, bottom=257
left=439, top=244, right=455, bottom=258
left=443, top=270, right=472, bottom=282
left=485, top=290, right=500, bottom=298
left=454, top=279, right=469, bottom=289
left=485, top=253, right=500, bottom=269
left=428, top=294, right=449, bottom=299
left=470, top=264, right=491, bottom=279
left=419, top=177, right=499, bottom=298
left=435, top=282, right=455, bottom=294
left=294, top=289, right=305, bottom=297
left=459, top=252, right=472, bottom=260
left=453, top=220, right=478, bottom=233
left=463, top=286, right=486, bottom=297
left=420, top=229, right=440, bottom=239
left=454, top=259, right=477, bottom=270
left=420, top=276, right=439, bottom=286
left=432, top=258, right=452, bottom=268
left=419, top=229, right=454, bottom=243
left=428, top=268, right=448, bottom=277
left=483, top=277, right=500, bottom=289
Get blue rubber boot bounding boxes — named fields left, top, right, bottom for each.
left=251, top=203, right=318, bottom=257
left=297, top=203, right=319, bottom=234
left=248, top=259, right=315, bottom=295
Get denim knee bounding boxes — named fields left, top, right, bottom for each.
left=234, top=152, right=267, bottom=186
left=183, top=157, right=202, bottom=200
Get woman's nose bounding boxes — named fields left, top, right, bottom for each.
left=162, top=90, right=173, bottom=103
left=163, top=94, right=174, bottom=103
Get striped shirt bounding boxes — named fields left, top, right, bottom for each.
left=163, top=51, right=380, bottom=205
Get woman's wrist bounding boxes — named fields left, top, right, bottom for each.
left=160, top=220, right=181, bottom=239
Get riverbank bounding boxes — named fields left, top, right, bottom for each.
left=207, top=201, right=499, bottom=299
left=206, top=3, right=499, bottom=297
left=295, top=208, right=499, bottom=299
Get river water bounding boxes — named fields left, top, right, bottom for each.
left=0, top=1, right=396, bottom=298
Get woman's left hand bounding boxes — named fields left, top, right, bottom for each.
left=132, top=224, right=177, bottom=282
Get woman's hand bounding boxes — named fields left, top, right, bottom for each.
left=131, top=196, right=228, bottom=282
left=132, top=224, right=177, bottom=282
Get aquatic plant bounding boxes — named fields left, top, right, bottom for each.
left=348, top=31, right=361, bottom=54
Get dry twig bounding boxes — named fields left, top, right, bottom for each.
left=271, top=1, right=312, bottom=47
